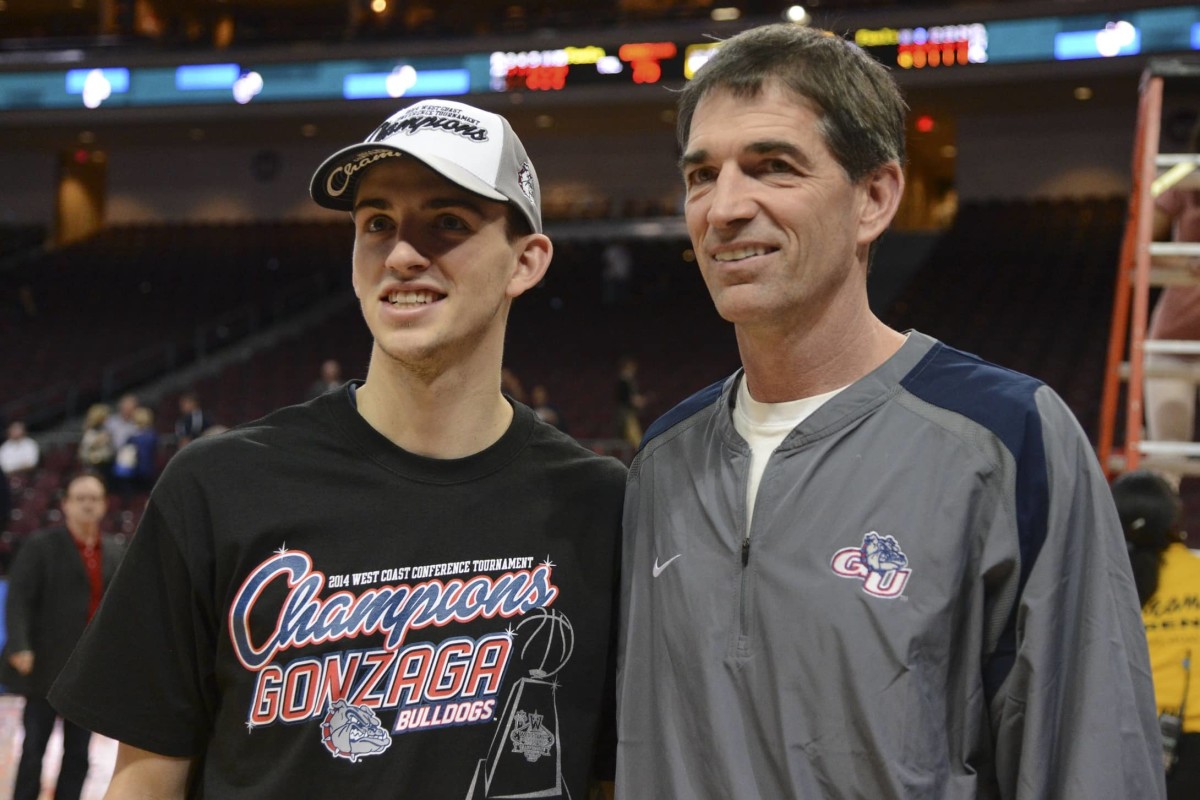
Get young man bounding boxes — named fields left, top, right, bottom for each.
left=2, top=472, right=123, bottom=800
left=615, top=24, right=1165, bottom=799
left=50, top=99, right=625, bottom=799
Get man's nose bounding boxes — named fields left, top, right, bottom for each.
left=706, top=168, right=756, bottom=229
left=384, top=235, right=431, bottom=275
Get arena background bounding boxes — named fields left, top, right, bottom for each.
left=1, top=1, right=1199, bottom=794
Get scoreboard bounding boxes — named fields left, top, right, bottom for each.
left=0, top=5, right=1197, bottom=113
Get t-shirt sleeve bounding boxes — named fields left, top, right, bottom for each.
left=49, top=486, right=218, bottom=758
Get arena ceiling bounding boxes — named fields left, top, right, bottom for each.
left=0, top=0, right=1187, bottom=192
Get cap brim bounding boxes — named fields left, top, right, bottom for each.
left=310, top=142, right=507, bottom=211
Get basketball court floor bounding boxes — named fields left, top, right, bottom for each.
left=0, top=695, right=114, bottom=799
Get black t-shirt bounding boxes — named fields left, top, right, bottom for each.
left=50, top=385, right=626, bottom=798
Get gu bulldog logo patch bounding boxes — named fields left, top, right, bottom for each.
left=830, top=531, right=912, bottom=599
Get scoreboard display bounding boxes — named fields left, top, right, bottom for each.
left=490, top=43, right=685, bottom=92
left=0, top=5, right=1197, bottom=113
left=855, top=24, right=990, bottom=70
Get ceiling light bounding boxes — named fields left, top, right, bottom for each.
left=784, top=6, right=809, bottom=25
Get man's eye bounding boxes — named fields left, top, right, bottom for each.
left=363, top=216, right=391, bottom=232
left=435, top=214, right=469, bottom=231
left=686, top=167, right=716, bottom=186
left=764, top=159, right=795, bottom=174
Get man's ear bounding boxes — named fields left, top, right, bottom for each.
left=856, top=161, right=904, bottom=247
left=507, top=233, right=553, bottom=298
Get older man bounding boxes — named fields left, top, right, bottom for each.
left=616, top=23, right=1164, bottom=800
left=2, top=472, right=122, bottom=800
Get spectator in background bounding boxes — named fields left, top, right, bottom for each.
left=501, top=366, right=528, bottom=404
left=0, top=421, right=39, bottom=476
left=307, top=358, right=343, bottom=399
left=614, top=355, right=646, bottom=449
left=1145, top=120, right=1200, bottom=488
left=104, top=393, right=139, bottom=451
left=174, top=391, right=214, bottom=448
left=111, top=406, right=158, bottom=499
left=0, top=472, right=123, bottom=800
left=602, top=241, right=633, bottom=306
left=77, top=403, right=115, bottom=483
left=531, top=384, right=569, bottom=434
left=0, top=464, right=11, bottom=543
left=1112, top=469, right=1200, bottom=799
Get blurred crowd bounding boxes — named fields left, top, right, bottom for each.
left=0, top=354, right=650, bottom=577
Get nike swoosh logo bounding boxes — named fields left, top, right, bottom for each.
left=652, top=554, right=683, bottom=578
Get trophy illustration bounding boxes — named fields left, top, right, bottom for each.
left=467, top=608, right=575, bottom=799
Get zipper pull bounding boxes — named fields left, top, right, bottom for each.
left=741, top=537, right=750, bottom=567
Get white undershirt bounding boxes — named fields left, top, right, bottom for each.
left=733, top=378, right=847, bottom=530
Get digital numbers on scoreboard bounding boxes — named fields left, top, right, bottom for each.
left=854, top=23, right=989, bottom=69
left=490, top=42, right=685, bottom=92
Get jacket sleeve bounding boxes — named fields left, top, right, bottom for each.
left=4, top=534, right=45, bottom=655
left=990, top=387, right=1165, bottom=799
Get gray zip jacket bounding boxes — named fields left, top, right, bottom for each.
left=616, top=332, right=1164, bottom=799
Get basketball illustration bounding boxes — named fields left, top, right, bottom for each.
left=513, top=608, right=574, bottom=679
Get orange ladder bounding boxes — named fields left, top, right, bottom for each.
left=1098, top=58, right=1200, bottom=478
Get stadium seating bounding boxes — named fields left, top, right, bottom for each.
left=0, top=220, right=353, bottom=428
left=4, top=195, right=1154, bottom=564
left=881, top=195, right=1126, bottom=439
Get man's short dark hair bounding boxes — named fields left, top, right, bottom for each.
left=676, top=24, right=908, bottom=181
left=505, top=204, right=534, bottom=241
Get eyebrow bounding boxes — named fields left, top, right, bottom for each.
left=678, top=149, right=709, bottom=170
left=428, top=197, right=487, bottom=217
left=352, top=197, right=389, bottom=216
left=678, top=139, right=814, bottom=172
left=352, top=195, right=488, bottom=218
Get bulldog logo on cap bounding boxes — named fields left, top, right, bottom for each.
left=517, top=162, right=535, bottom=204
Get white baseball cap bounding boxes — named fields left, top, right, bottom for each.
left=310, top=99, right=542, bottom=234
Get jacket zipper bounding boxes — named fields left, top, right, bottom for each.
left=738, top=463, right=753, bottom=651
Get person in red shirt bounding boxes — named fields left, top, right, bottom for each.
left=0, top=472, right=124, bottom=800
